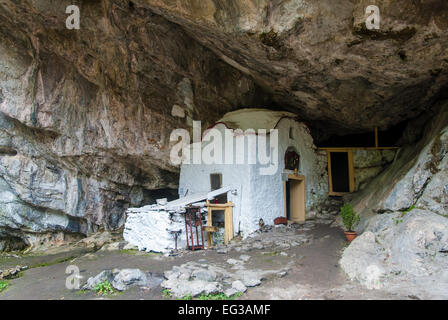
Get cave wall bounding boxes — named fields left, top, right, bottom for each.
left=346, top=100, right=448, bottom=229
left=353, top=149, right=396, bottom=191
left=0, top=0, right=447, bottom=247
left=0, top=0, right=267, bottom=245
left=340, top=102, right=448, bottom=297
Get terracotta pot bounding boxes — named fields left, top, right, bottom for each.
left=344, top=231, right=358, bottom=242
left=274, top=217, right=288, bottom=225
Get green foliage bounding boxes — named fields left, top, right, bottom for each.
left=0, top=280, right=9, bottom=292
left=120, top=249, right=161, bottom=256
left=162, top=289, right=172, bottom=298
left=94, top=280, right=116, bottom=296
left=175, top=292, right=244, bottom=300
left=340, top=203, right=360, bottom=232
left=177, top=294, right=192, bottom=300
left=31, top=256, right=75, bottom=268
left=403, top=205, right=415, bottom=215
left=75, top=289, right=90, bottom=295
left=393, top=205, right=415, bottom=224
left=198, top=292, right=243, bottom=300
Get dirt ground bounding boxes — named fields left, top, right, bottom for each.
left=0, top=223, right=411, bottom=300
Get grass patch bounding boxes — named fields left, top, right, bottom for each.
left=172, top=292, right=244, bottom=300
left=94, top=280, right=117, bottom=296
left=0, top=280, right=9, bottom=293
left=199, top=292, right=243, bottom=300
left=30, top=256, right=75, bottom=268
left=120, top=249, right=161, bottom=256
left=162, top=289, right=172, bottom=298
left=394, top=205, right=415, bottom=224
left=75, top=289, right=90, bottom=295
left=177, top=293, right=193, bottom=300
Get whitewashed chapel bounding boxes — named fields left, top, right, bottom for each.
left=124, top=109, right=328, bottom=252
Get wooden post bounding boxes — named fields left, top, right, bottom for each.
left=224, top=203, right=234, bottom=245
left=375, top=127, right=379, bottom=148
left=206, top=200, right=213, bottom=248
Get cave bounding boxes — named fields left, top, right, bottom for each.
left=0, top=0, right=448, bottom=301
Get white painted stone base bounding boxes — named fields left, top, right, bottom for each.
left=124, top=205, right=208, bottom=253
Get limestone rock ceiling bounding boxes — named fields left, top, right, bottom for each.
left=1, top=1, right=447, bottom=134
left=141, top=0, right=448, bottom=132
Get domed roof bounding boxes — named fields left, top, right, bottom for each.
left=216, top=108, right=298, bottom=131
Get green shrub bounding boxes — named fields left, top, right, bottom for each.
left=393, top=205, right=415, bottom=224
left=0, top=280, right=9, bottom=292
left=198, top=292, right=243, bottom=300
left=94, top=280, right=116, bottom=296
left=177, top=294, right=192, bottom=300
left=340, top=203, right=360, bottom=232
left=162, top=289, right=172, bottom=298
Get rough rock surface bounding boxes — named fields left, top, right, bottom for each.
left=0, top=0, right=267, bottom=245
left=212, top=223, right=313, bottom=254
left=347, top=103, right=448, bottom=225
left=340, top=210, right=448, bottom=298
left=141, top=0, right=448, bottom=135
left=83, top=268, right=162, bottom=291
left=161, top=259, right=288, bottom=298
left=341, top=105, right=448, bottom=298
left=0, top=265, right=28, bottom=280
left=353, top=149, right=396, bottom=191
left=1, top=0, right=448, bottom=247
left=112, top=268, right=149, bottom=291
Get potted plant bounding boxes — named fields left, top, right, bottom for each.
left=340, top=203, right=360, bottom=242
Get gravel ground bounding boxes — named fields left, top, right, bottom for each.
left=0, top=222, right=411, bottom=300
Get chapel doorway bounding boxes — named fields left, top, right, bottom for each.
left=284, top=148, right=306, bottom=223
left=285, top=175, right=306, bottom=223
left=327, top=150, right=355, bottom=196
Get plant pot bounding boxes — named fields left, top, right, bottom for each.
left=274, top=217, right=288, bottom=225
left=344, top=231, right=358, bottom=242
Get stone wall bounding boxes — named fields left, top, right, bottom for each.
left=353, top=149, right=397, bottom=191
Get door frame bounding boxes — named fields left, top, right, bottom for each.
left=283, top=174, right=306, bottom=223
left=326, top=149, right=355, bottom=196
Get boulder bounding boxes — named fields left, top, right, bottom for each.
left=83, top=270, right=115, bottom=290
left=191, top=269, right=217, bottom=282
left=231, top=280, right=247, bottom=293
left=111, top=269, right=148, bottom=291
left=236, top=271, right=262, bottom=287
left=340, top=210, right=448, bottom=296
left=162, top=278, right=222, bottom=298
left=340, top=231, right=386, bottom=288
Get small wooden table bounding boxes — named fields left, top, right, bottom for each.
left=206, top=200, right=234, bottom=247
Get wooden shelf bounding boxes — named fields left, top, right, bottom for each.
left=206, top=200, right=234, bottom=247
